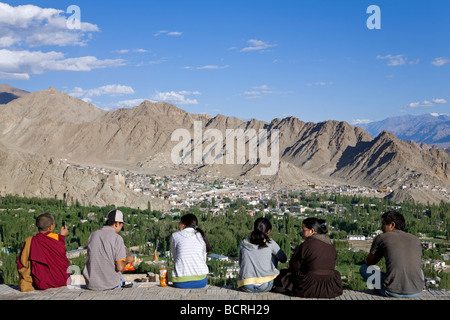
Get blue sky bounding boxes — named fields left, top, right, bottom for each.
left=0, top=0, right=449, bottom=124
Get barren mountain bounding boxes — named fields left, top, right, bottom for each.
left=0, top=141, right=169, bottom=210
left=330, top=130, right=449, bottom=188
left=0, top=84, right=29, bottom=104
left=0, top=87, right=449, bottom=206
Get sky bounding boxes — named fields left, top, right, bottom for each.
left=0, top=0, right=449, bottom=125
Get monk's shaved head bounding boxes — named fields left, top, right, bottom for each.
left=36, top=213, right=55, bottom=231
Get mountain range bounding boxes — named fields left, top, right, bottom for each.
left=357, top=114, right=450, bottom=148
left=0, top=85, right=449, bottom=206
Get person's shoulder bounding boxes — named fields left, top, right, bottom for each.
left=268, top=239, right=280, bottom=247
left=172, top=230, right=182, bottom=236
left=240, top=238, right=256, bottom=249
left=399, top=230, right=420, bottom=241
left=171, top=230, right=184, bottom=240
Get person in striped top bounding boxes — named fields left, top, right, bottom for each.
left=82, top=209, right=135, bottom=290
left=170, top=214, right=211, bottom=289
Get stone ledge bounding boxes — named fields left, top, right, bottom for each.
left=1, top=283, right=449, bottom=301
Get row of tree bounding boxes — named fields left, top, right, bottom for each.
left=0, top=193, right=448, bottom=288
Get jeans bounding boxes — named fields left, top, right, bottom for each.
left=112, top=275, right=125, bottom=289
left=240, top=280, right=274, bottom=293
left=359, top=264, right=423, bottom=298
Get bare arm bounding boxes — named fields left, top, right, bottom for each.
left=366, top=253, right=380, bottom=266
left=115, top=255, right=134, bottom=272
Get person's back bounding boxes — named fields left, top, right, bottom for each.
left=83, top=226, right=127, bottom=290
left=361, top=210, right=424, bottom=298
left=238, top=238, right=286, bottom=287
left=292, top=234, right=337, bottom=274
left=171, top=228, right=208, bottom=280
left=237, top=217, right=287, bottom=292
left=171, top=214, right=210, bottom=289
left=30, top=231, right=70, bottom=290
left=17, top=214, right=70, bottom=291
left=371, top=229, right=423, bottom=295
left=273, top=218, right=342, bottom=298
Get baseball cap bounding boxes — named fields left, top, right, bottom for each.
left=106, top=209, right=128, bottom=224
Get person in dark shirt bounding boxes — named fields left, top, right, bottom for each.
left=273, top=217, right=343, bottom=298
left=360, top=210, right=424, bottom=298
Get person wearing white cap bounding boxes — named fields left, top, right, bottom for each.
left=82, top=209, right=135, bottom=290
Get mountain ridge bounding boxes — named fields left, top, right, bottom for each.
left=357, top=113, right=450, bottom=147
left=0, top=85, right=449, bottom=206
left=0, top=84, right=29, bottom=104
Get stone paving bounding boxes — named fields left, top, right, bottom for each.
left=0, top=282, right=449, bottom=301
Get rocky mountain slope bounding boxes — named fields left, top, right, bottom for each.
left=0, top=87, right=449, bottom=206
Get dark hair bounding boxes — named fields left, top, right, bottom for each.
left=180, top=214, right=211, bottom=252
left=302, top=217, right=328, bottom=234
left=249, top=217, right=272, bottom=248
left=36, top=213, right=54, bottom=231
left=381, top=211, right=405, bottom=231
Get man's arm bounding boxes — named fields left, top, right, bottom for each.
left=115, top=259, right=127, bottom=272
left=366, top=253, right=381, bottom=266
left=115, top=255, right=135, bottom=272
left=366, top=235, right=383, bottom=266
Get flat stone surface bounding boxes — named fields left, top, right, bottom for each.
left=1, top=283, right=449, bottom=301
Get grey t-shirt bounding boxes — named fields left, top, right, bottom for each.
left=370, top=229, right=424, bottom=294
left=83, top=226, right=126, bottom=290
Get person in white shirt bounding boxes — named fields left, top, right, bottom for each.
left=171, top=214, right=211, bottom=289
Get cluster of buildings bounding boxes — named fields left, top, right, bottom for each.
left=61, top=161, right=449, bottom=272
left=62, top=158, right=449, bottom=209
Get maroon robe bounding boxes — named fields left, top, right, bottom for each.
left=23, top=232, right=70, bottom=290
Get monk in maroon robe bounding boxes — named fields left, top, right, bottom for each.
left=17, top=214, right=70, bottom=291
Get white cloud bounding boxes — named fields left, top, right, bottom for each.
left=431, top=57, right=450, bottom=67
left=198, top=65, right=229, bottom=70
left=48, top=56, right=126, bottom=72
left=306, top=81, right=333, bottom=87
left=178, top=90, right=201, bottom=95
left=184, top=65, right=229, bottom=70
left=252, top=85, right=270, bottom=90
left=244, top=91, right=262, bottom=96
left=432, top=98, right=447, bottom=104
left=409, top=101, right=434, bottom=108
left=154, top=30, right=183, bottom=36
left=114, top=48, right=150, bottom=54
left=243, top=85, right=292, bottom=99
left=240, top=39, right=277, bottom=52
left=112, top=98, right=147, bottom=109
left=0, top=49, right=126, bottom=79
left=351, top=119, right=375, bottom=125
left=151, top=91, right=199, bottom=105
left=407, top=98, right=447, bottom=108
left=0, top=2, right=99, bottom=47
left=243, top=91, right=262, bottom=99
left=376, top=54, right=408, bottom=66
left=0, top=71, right=30, bottom=80
left=430, top=113, right=449, bottom=117
left=69, top=84, right=135, bottom=99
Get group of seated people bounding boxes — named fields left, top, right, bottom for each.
left=17, top=210, right=425, bottom=298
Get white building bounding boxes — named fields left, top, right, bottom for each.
left=347, top=235, right=366, bottom=241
